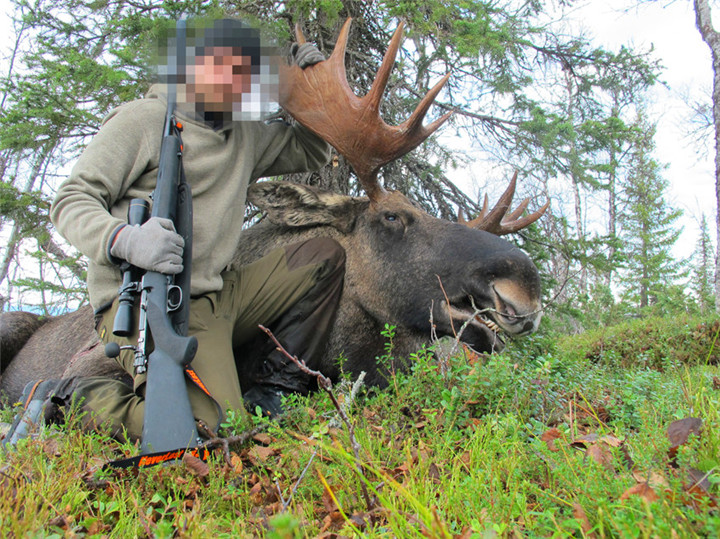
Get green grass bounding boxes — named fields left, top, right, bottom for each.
left=1, top=315, right=719, bottom=537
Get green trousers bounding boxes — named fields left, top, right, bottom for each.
left=71, top=238, right=345, bottom=442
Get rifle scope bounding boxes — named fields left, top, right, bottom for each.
left=112, top=198, right=150, bottom=337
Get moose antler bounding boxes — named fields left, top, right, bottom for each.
left=458, top=171, right=550, bottom=235
left=279, top=18, right=452, bottom=201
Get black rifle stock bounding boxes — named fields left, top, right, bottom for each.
left=102, top=18, right=201, bottom=463
left=137, top=102, right=200, bottom=454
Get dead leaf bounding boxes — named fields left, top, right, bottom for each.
left=686, top=467, right=712, bottom=493
left=541, top=428, right=562, bottom=452
left=632, top=469, right=669, bottom=489
left=248, top=445, right=277, bottom=465
left=713, top=376, right=720, bottom=390
left=319, top=510, right=345, bottom=533
left=321, top=479, right=343, bottom=514
left=682, top=467, right=719, bottom=510
left=667, top=417, right=703, bottom=463
left=620, top=482, right=660, bottom=503
left=683, top=487, right=719, bottom=511
left=572, top=503, right=595, bottom=537
left=390, top=463, right=409, bottom=480
left=252, top=432, right=273, bottom=445
left=572, top=432, right=621, bottom=447
left=42, top=437, right=61, bottom=457
left=428, top=462, right=442, bottom=484
left=667, top=417, right=702, bottom=448
left=47, top=515, right=70, bottom=530
left=598, top=435, right=623, bottom=447
left=85, top=519, right=110, bottom=535
left=571, top=433, right=599, bottom=447
left=586, top=443, right=614, bottom=471
left=229, top=452, right=243, bottom=474
left=182, top=453, right=209, bottom=478
left=248, top=481, right=265, bottom=504
left=348, top=512, right=368, bottom=531
left=0, top=468, right=22, bottom=499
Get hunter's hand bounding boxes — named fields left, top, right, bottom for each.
left=110, top=217, right=184, bottom=274
left=291, top=42, right=324, bottom=69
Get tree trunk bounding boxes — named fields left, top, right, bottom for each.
left=564, top=67, right=587, bottom=296
left=694, top=0, right=720, bottom=311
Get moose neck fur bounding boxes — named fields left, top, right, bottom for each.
left=233, top=182, right=542, bottom=388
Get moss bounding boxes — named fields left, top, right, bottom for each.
left=557, top=315, right=720, bottom=370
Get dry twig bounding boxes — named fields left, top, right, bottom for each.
left=259, top=325, right=374, bottom=511
left=198, top=426, right=264, bottom=467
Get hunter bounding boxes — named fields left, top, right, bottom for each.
left=7, top=18, right=344, bottom=444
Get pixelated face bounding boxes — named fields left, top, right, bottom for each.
left=186, top=46, right=254, bottom=111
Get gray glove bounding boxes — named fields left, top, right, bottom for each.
left=110, top=217, right=184, bottom=274
left=291, top=42, right=324, bottom=69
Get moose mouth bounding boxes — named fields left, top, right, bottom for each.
left=439, top=299, right=508, bottom=352
left=439, top=287, right=540, bottom=353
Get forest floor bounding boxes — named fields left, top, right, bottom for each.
left=0, top=315, right=719, bottom=537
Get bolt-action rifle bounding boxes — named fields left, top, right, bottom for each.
left=106, top=19, right=200, bottom=458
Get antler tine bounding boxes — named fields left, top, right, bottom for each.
left=405, top=73, right=452, bottom=135
left=505, top=198, right=530, bottom=222
left=327, top=17, right=352, bottom=78
left=462, top=171, right=549, bottom=235
left=472, top=171, right=518, bottom=232
left=294, top=23, right=307, bottom=45
left=477, top=194, right=489, bottom=221
left=366, top=21, right=405, bottom=112
left=499, top=199, right=551, bottom=234
left=279, top=18, right=452, bottom=203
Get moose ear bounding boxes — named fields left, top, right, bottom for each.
left=248, top=181, right=367, bottom=233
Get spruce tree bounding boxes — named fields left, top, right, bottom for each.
left=0, top=0, right=662, bottom=312
left=691, top=213, right=715, bottom=313
left=618, top=117, right=684, bottom=312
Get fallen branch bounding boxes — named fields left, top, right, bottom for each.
left=280, top=447, right=318, bottom=511
left=259, top=325, right=374, bottom=511
left=197, top=425, right=264, bottom=467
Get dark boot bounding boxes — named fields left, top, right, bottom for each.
left=3, top=379, right=66, bottom=447
left=243, top=238, right=345, bottom=415
left=243, top=385, right=287, bottom=418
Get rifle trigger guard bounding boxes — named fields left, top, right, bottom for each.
left=167, top=284, right=182, bottom=312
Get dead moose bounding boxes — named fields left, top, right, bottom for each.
left=0, top=19, right=546, bottom=405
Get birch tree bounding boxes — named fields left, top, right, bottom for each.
left=694, top=0, right=720, bottom=311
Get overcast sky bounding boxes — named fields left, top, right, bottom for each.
left=579, top=0, right=715, bottom=258
left=0, top=0, right=716, bottom=260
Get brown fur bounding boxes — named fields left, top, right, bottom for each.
left=0, top=182, right=543, bottom=403
left=0, top=306, right=127, bottom=403
left=0, top=311, right=47, bottom=371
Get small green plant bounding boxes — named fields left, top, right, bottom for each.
left=377, top=323, right=400, bottom=394
left=2, top=315, right=719, bottom=536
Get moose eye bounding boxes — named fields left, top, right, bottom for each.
left=385, top=213, right=398, bottom=222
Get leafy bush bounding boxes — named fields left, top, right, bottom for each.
left=556, top=315, right=720, bottom=370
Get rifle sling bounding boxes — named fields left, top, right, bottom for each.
left=104, top=445, right=212, bottom=470
left=104, top=365, right=221, bottom=469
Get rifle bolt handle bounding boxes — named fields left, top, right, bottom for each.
left=105, top=342, right=136, bottom=358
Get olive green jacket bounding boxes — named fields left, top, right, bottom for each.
left=51, top=85, right=331, bottom=309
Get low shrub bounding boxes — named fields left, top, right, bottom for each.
left=556, top=315, right=720, bottom=370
